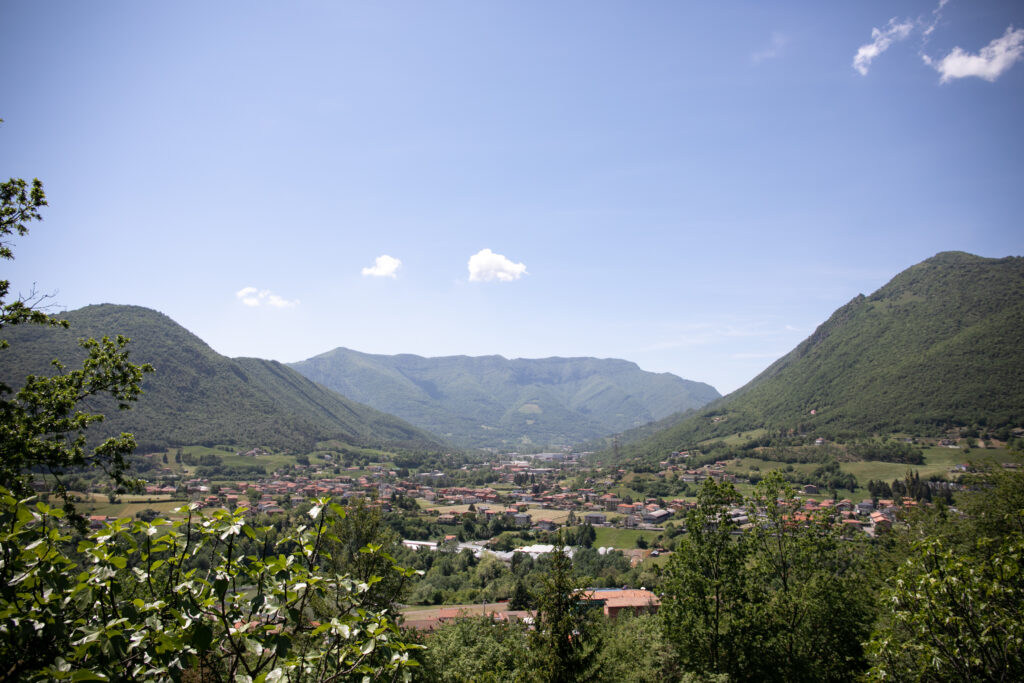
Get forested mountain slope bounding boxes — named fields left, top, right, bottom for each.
left=290, top=349, right=720, bottom=449
left=615, top=252, right=1024, bottom=459
left=0, top=304, right=444, bottom=452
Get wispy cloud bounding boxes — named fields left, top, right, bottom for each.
left=751, top=32, right=789, bottom=64
left=854, top=1, right=1023, bottom=84
left=924, top=26, right=1024, bottom=82
left=235, top=286, right=299, bottom=308
left=853, top=17, right=915, bottom=75
left=361, top=254, right=402, bottom=278
left=467, top=248, right=527, bottom=282
left=922, top=0, right=951, bottom=39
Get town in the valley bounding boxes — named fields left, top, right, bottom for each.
left=61, top=431, right=1011, bottom=631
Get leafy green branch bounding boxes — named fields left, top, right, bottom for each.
left=0, top=490, right=421, bottom=682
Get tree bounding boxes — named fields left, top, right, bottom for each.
left=528, top=543, right=600, bottom=683
left=592, top=613, right=681, bottom=683
left=0, top=164, right=153, bottom=521
left=866, top=466, right=1024, bottom=681
left=317, top=498, right=410, bottom=612
left=579, top=522, right=595, bottom=548
left=421, top=615, right=529, bottom=683
left=660, top=478, right=752, bottom=679
left=866, top=532, right=1024, bottom=681
left=0, top=490, right=421, bottom=681
left=661, top=474, right=875, bottom=681
left=509, top=577, right=532, bottom=611
left=743, top=472, right=874, bottom=681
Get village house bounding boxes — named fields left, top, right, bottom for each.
left=870, top=511, right=892, bottom=532
left=579, top=588, right=660, bottom=620
left=513, top=512, right=532, bottom=528
left=643, top=508, right=672, bottom=525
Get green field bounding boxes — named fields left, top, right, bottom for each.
left=84, top=499, right=188, bottom=519
left=219, top=453, right=293, bottom=472
left=591, top=527, right=662, bottom=549
left=706, top=428, right=770, bottom=447
left=642, top=552, right=672, bottom=568
left=730, top=445, right=1017, bottom=499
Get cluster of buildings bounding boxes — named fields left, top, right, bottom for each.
left=117, top=446, right=938, bottom=543
left=400, top=587, right=660, bottom=632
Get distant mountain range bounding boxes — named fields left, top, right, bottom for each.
left=613, top=251, right=1024, bottom=460
left=6, top=251, right=1013, bottom=461
left=289, top=349, right=720, bottom=449
left=0, top=305, right=444, bottom=453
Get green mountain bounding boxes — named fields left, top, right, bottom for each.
left=289, top=348, right=720, bottom=449
left=0, top=304, right=445, bottom=453
left=615, top=252, right=1024, bottom=459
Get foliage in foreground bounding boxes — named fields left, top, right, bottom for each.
left=0, top=489, right=420, bottom=682
left=1, top=171, right=154, bottom=520
left=864, top=467, right=1024, bottom=682
left=661, top=474, right=876, bottom=682
left=865, top=531, right=1024, bottom=681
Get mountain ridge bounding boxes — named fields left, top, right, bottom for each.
left=609, top=251, right=1024, bottom=460
left=289, top=347, right=720, bottom=449
left=0, top=304, right=445, bottom=453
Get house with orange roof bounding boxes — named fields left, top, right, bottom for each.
left=579, top=588, right=660, bottom=620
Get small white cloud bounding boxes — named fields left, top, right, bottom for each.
left=265, top=294, right=297, bottom=308
left=361, top=254, right=402, bottom=278
left=751, top=32, right=789, bottom=64
left=467, top=248, right=527, bottom=282
left=853, top=17, right=915, bottom=75
left=236, top=286, right=262, bottom=307
left=925, top=26, right=1024, bottom=82
left=235, top=286, right=298, bottom=308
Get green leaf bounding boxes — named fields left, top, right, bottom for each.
left=192, top=622, right=214, bottom=652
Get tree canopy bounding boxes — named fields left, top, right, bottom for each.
left=1, top=167, right=153, bottom=520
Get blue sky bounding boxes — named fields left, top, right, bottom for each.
left=2, top=1, right=1022, bottom=394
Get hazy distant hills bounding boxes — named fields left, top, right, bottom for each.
left=0, top=304, right=444, bottom=453
left=615, top=252, right=1024, bottom=459
left=289, top=348, right=720, bottom=449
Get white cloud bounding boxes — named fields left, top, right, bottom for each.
left=751, top=32, right=788, bottom=64
left=235, top=286, right=299, bottom=308
left=853, top=17, right=915, bottom=75
left=467, top=248, right=527, bottom=282
left=361, top=254, right=402, bottom=278
left=236, top=286, right=262, bottom=307
left=924, top=26, right=1024, bottom=82
left=922, top=0, right=950, bottom=39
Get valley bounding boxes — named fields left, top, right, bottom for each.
left=4, top=247, right=1024, bottom=682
